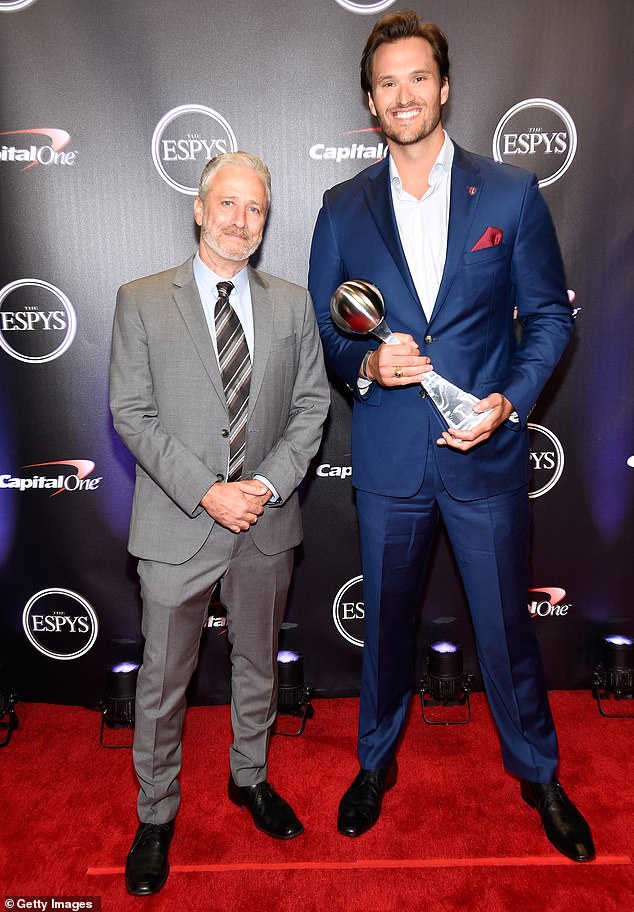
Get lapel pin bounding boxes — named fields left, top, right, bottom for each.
left=468, top=186, right=478, bottom=196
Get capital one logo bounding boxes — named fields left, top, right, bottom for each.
left=0, top=129, right=76, bottom=169
left=205, top=598, right=228, bottom=636
left=310, top=128, right=388, bottom=164
left=0, top=0, right=39, bottom=11
left=528, top=587, right=571, bottom=620
left=528, top=423, right=564, bottom=499
left=568, top=288, right=581, bottom=320
left=493, top=99, right=577, bottom=187
left=151, top=104, right=237, bottom=195
left=316, top=462, right=352, bottom=479
left=0, top=459, right=101, bottom=496
left=23, top=588, right=99, bottom=660
left=333, top=575, right=364, bottom=647
left=0, top=279, right=76, bottom=363
left=334, top=0, right=396, bottom=13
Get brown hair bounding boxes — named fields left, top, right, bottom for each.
left=360, top=9, right=449, bottom=96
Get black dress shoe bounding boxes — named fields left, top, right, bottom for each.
left=228, top=776, right=304, bottom=839
left=521, top=780, right=595, bottom=862
left=125, top=821, right=174, bottom=895
left=338, top=763, right=397, bottom=837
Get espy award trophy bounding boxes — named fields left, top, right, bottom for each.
left=330, top=279, right=492, bottom=431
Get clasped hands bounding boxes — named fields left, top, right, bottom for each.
left=201, top=479, right=272, bottom=534
left=361, top=333, right=514, bottom=452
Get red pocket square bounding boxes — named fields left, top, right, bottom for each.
left=471, top=226, right=504, bottom=251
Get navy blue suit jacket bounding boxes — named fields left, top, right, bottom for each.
left=308, top=144, right=573, bottom=501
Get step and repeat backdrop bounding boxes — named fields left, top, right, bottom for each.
left=1, top=0, right=632, bottom=706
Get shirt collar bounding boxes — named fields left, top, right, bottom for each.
left=193, top=252, right=250, bottom=299
left=389, top=130, right=454, bottom=197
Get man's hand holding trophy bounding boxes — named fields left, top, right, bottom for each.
left=330, top=279, right=495, bottom=432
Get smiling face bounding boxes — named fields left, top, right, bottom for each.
left=368, top=36, right=449, bottom=149
left=194, top=164, right=268, bottom=276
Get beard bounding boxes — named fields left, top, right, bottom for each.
left=374, top=100, right=442, bottom=147
left=201, top=220, right=262, bottom=263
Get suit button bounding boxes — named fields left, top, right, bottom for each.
left=419, top=389, right=427, bottom=398
left=424, top=335, right=433, bottom=344
left=221, top=429, right=229, bottom=438
left=216, top=473, right=224, bottom=481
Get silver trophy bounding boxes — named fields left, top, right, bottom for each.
left=330, top=280, right=491, bottom=431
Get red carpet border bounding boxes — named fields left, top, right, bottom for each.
left=1, top=693, right=633, bottom=911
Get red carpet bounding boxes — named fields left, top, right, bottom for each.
left=2, top=693, right=633, bottom=911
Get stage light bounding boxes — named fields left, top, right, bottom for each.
left=0, top=686, right=19, bottom=748
left=274, top=650, right=314, bottom=736
left=99, top=662, right=140, bottom=747
left=593, top=635, right=634, bottom=718
left=420, top=641, right=474, bottom=725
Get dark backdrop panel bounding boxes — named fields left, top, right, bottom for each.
left=0, top=0, right=632, bottom=705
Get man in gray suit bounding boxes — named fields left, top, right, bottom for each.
left=110, top=151, right=329, bottom=896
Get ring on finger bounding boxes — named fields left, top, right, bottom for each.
left=394, top=366, right=404, bottom=379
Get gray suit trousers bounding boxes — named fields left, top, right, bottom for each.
left=133, top=523, right=293, bottom=824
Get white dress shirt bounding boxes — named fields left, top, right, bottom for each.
left=390, top=130, right=454, bottom=322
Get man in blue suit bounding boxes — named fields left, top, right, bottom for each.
left=308, top=10, right=593, bottom=862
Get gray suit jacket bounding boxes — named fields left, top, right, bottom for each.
left=110, top=256, right=329, bottom=564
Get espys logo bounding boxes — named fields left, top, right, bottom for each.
left=334, top=0, right=396, bottom=13
left=493, top=99, right=577, bottom=187
left=0, top=279, right=76, bottom=364
left=151, top=104, right=237, bottom=195
left=0, top=0, right=38, bottom=11
left=528, top=423, right=564, bottom=499
left=0, top=459, right=101, bottom=496
left=528, top=587, right=571, bottom=620
left=333, top=575, right=364, bottom=647
left=0, top=129, right=76, bottom=169
left=23, top=588, right=99, bottom=660
left=310, top=128, right=387, bottom=164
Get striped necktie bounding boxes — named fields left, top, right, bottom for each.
left=214, top=281, right=251, bottom=482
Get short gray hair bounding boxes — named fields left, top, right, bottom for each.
left=198, top=151, right=271, bottom=206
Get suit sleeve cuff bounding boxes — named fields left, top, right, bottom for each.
left=254, top=474, right=281, bottom=504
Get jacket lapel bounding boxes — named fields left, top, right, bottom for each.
left=172, top=257, right=226, bottom=405
left=247, top=265, right=272, bottom=414
left=364, top=157, right=421, bottom=311
left=429, top=144, right=482, bottom=324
